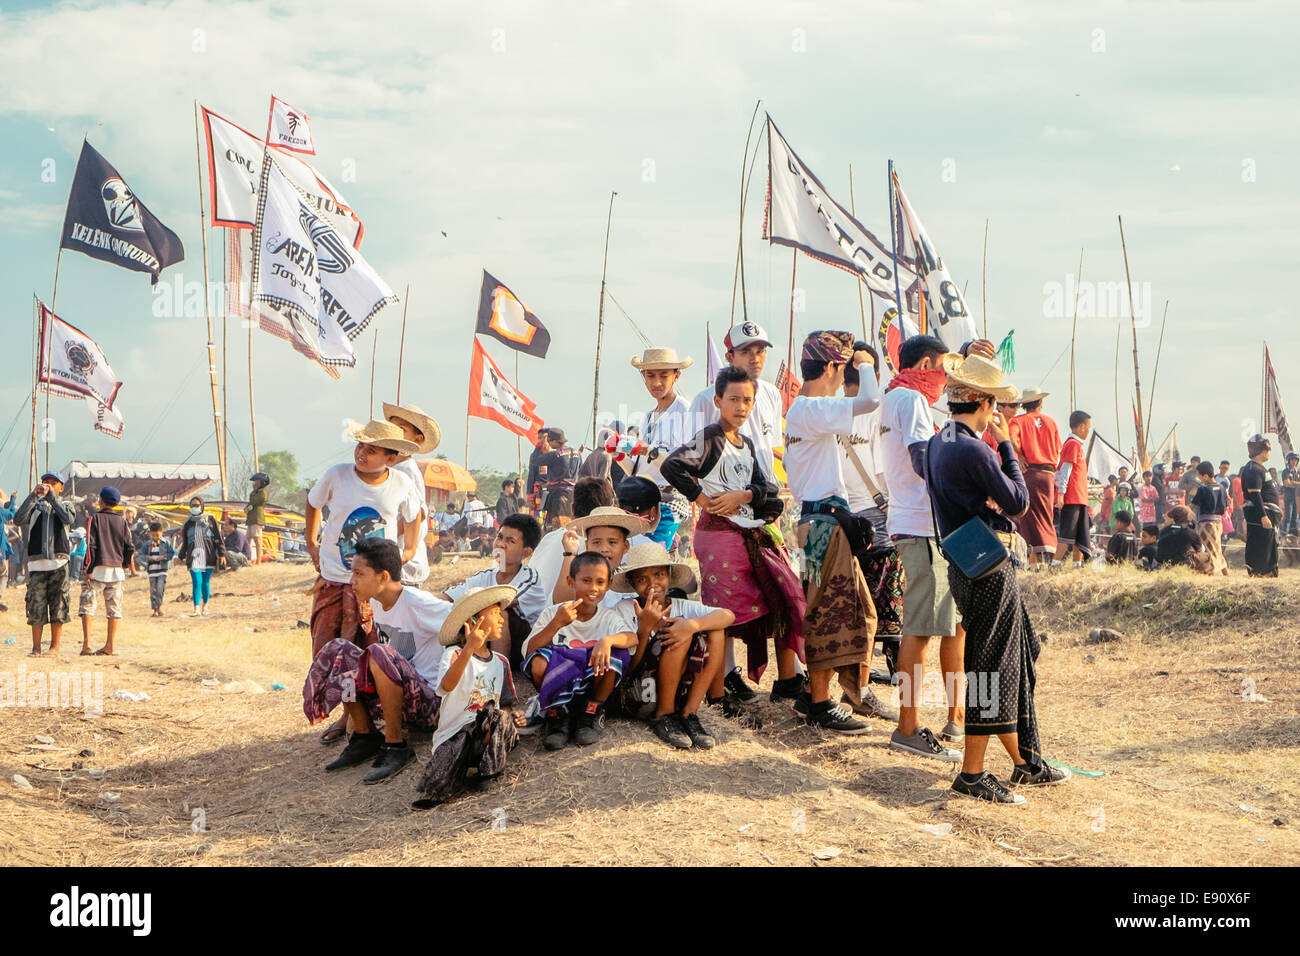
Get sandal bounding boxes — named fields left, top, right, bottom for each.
left=319, top=723, right=347, bottom=745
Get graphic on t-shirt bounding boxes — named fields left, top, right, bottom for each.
left=376, top=621, right=416, bottom=660
left=337, top=506, right=385, bottom=570
left=467, top=668, right=499, bottom=710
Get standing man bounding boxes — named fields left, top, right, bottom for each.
left=686, top=323, right=784, bottom=480
left=537, top=428, right=582, bottom=530
left=1053, top=410, right=1093, bottom=567
left=783, top=331, right=881, bottom=734
left=15, top=471, right=76, bottom=656
left=247, top=472, right=269, bottom=565
left=1280, top=452, right=1300, bottom=537
left=1006, top=387, right=1060, bottom=565
left=79, top=486, right=136, bottom=656
left=496, top=478, right=524, bottom=525
left=877, top=334, right=965, bottom=761
left=382, top=401, right=441, bottom=586
left=629, top=347, right=695, bottom=550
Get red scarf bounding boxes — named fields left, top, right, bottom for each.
left=885, top=367, right=947, bottom=405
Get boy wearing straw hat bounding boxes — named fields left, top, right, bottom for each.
left=612, top=541, right=734, bottom=749
left=305, top=419, right=423, bottom=743
left=383, top=401, right=442, bottom=586
left=413, top=585, right=522, bottom=808
left=550, top=506, right=648, bottom=606
left=628, top=346, right=695, bottom=550
left=925, top=353, right=1069, bottom=803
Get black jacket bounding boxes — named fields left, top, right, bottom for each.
left=14, top=489, right=75, bottom=564
left=178, top=514, right=228, bottom=569
left=660, top=424, right=783, bottom=524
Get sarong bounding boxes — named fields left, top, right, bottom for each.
left=302, top=639, right=441, bottom=729
left=799, top=510, right=876, bottom=672
left=1244, top=506, right=1280, bottom=577
left=695, top=511, right=805, bottom=680
left=523, top=644, right=632, bottom=711
left=860, top=547, right=903, bottom=638
left=1197, top=517, right=1227, bottom=575
left=1018, top=468, right=1058, bottom=553
left=415, top=703, right=517, bottom=804
left=616, top=631, right=710, bottom=720
left=308, top=578, right=373, bottom=656
left=947, top=562, right=1042, bottom=764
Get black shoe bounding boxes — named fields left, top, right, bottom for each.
left=770, top=674, right=808, bottom=703
left=1009, top=761, right=1072, bottom=787
left=805, top=701, right=869, bottom=734
left=951, top=771, right=1026, bottom=804
left=651, top=713, right=692, bottom=749
left=681, top=712, right=716, bottom=749
left=724, top=668, right=758, bottom=702
left=574, top=699, right=606, bottom=746
left=791, top=689, right=811, bottom=718
left=324, top=731, right=383, bottom=771
left=707, top=693, right=746, bottom=721
left=363, top=741, right=415, bottom=784
left=542, top=708, right=570, bottom=752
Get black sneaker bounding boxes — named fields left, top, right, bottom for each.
left=363, top=741, right=415, bottom=784
left=1009, top=761, right=1072, bottom=787
left=324, top=731, right=384, bottom=772
left=574, top=699, right=606, bottom=746
left=651, top=713, right=692, bottom=749
left=951, top=771, right=1026, bottom=804
left=770, top=674, right=808, bottom=703
left=707, top=693, right=744, bottom=720
left=681, top=712, right=716, bottom=749
left=542, top=708, right=570, bottom=752
left=791, top=690, right=811, bottom=718
left=806, top=702, right=870, bottom=735
left=724, top=668, right=758, bottom=702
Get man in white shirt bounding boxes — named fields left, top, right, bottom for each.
left=382, top=401, right=441, bottom=586
left=685, top=322, right=784, bottom=481
left=629, top=346, right=695, bottom=550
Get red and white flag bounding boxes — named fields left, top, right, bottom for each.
left=775, top=361, right=801, bottom=416
left=468, top=338, right=544, bottom=439
left=36, top=298, right=126, bottom=438
left=1264, top=344, right=1293, bottom=454
left=266, top=95, right=315, bottom=154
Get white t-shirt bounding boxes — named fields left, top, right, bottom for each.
left=687, top=379, right=783, bottom=481
left=631, top=394, right=693, bottom=488
left=842, top=410, right=888, bottom=514
left=695, top=435, right=766, bottom=528
left=307, top=463, right=423, bottom=584
left=91, top=566, right=127, bottom=583
left=463, top=500, right=494, bottom=529
left=527, top=602, right=635, bottom=651
left=615, top=595, right=716, bottom=635
left=393, top=458, right=429, bottom=586
left=878, top=386, right=938, bottom=538
left=447, top=564, right=549, bottom=626
left=528, top=528, right=567, bottom=603
left=783, top=395, right=856, bottom=502
left=371, top=587, right=452, bottom=685
left=432, top=648, right=516, bottom=751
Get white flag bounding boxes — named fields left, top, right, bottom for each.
left=891, top=167, right=979, bottom=352
left=1087, top=432, right=1131, bottom=484
left=37, top=300, right=126, bottom=437
left=1263, top=344, right=1293, bottom=455
left=201, top=105, right=361, bottom=244
left=250, top=154, right=396, bottom=374
left=267, top=95, right=315, bottom=154
left=705, top=327, right=725, bottom=386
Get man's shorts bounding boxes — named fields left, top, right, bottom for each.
left=1057, top=503, right=1092, bottom=555
left=895, top=536, right=958, bottom=638
left=79, top=578, right=124, bottom=619
left=26, top=565, right=71, bottom=626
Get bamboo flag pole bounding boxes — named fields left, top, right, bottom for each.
left=787, top=248, right=798, bottom=364
left=36, top=252, right=64, bottom=479
left=1113, top=324, right=1121, bottom=449
left=368, top=326, right=378, bottom=418
left=1145, top=300, right=1170, bottom=439
left=1117, top=215, right=1148, bottom=465
left=193, top=102, right=228, bottom=498
left=221, top=235, right=229, bottom=478
left=982, top=219, right=990, bottom=339
left=730, top=100, right=762, bottom=326
left=848, top=164, right=868, bottom=342
left=589, top=191, right=617, bottom=445
left=396, top=284, right=410, bottom=404
left=515, top=351, right=522, bottom=480
left=1069, top=247, right=1084, bottom=410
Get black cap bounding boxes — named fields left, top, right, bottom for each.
left=616, top=475, right=660, bottom=512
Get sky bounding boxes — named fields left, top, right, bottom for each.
left=0, top=0, right=1295, bottom=495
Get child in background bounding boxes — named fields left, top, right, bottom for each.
left=1105, top=512, right=1139, bottom=564
left=68, top=529, right=87, bottom=582
left=412, top=585, right=523, bottom=809
left=79, top=486, right=136, bottom=656
left=1100, top=475, right=1118, bottom=530
left=613, top=542, right=735, bottom=750
left=1138, top=524, right=1160, bottom=570
left=138, top=522, right=176, bottom=617
left=1053, top=410, right=1093, bottom=566
left=524, top=552, right=638, bottom=750
left=1191, top=462, right=1229, bottom=575
left=1137, top=471, right=1159, bottom=526
left=1156, top=505, right=1205, bottom=571
left=1111, top=482, right=1135, bottom=532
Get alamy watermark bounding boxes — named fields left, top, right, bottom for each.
left=1043, top=274, right=1153, bottom=327
left=0, top=663, right=104, bottom=716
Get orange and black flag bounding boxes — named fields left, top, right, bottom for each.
left=476, top=270, right=550, bottom=358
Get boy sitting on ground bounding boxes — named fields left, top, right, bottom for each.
left=303, top=538, right=451, bottom=784
left=524, top=552, right=638, bottom=750
left=613, top=542, right=734, bottom=750
left=551, top=506, right=648, bottom=606
left=413, top=585, right=523, bottom=809
left=1105, top=511, right=1139, bottom=564
left=1137, top=523, right=1159, bottom=570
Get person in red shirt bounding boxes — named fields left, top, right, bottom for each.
left=1007, top=388, right=1060, bottom=564
left=1053, top=410, right=1092, bottom=565
left=982, top=400, right=1021, bottom=450
left=1100, top=474, right=1118, bottom=530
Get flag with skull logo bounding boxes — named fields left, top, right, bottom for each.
left=60, top=141, right=184, bottom=284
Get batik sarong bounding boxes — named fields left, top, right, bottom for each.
left=302, top=639, right=441, bottom=729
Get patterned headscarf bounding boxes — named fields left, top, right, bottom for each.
left=801, top=330, right=854, bottom=363
left=945, top=382, right=994, bottom=405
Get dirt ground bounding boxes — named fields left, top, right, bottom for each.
left=1, top=544, right=1296, bottom=867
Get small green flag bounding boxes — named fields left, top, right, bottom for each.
left=995, top=329, right=1015, bottom=372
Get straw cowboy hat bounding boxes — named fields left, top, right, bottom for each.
left=1018, top=387, right=1050, bottom=403
left=438, top=585, right=518, bottom=646
left=940, top=353, right=1021, bottom=403
left=346, top=419, right=419, bottom=455
left=611, top=541, right=695, bottom=593
left=566, top=506, right=650, bottom=538
left=382, top=402, right=441, bottom=454
left=630, top=346, right=693, bottom=371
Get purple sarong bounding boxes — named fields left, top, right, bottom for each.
left=523, top=644, right=632, bottom=711
left=302, top=638, right=440, bottom=730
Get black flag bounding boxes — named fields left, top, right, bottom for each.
left=475, top=270, right=550, bottom=358
left=60, top=141, right=184, bottom=284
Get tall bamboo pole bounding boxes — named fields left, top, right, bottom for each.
left=368, top=326, right=378, bottom=418
left=1113, top=324, right=1121, bottom=448
left=982, top=219, right=990, bottom=339
left=396, top=284, right=410, bottom=404
left=589, top=191, right=617, bottom=445
left=730, top=100, right=762, bottom=325
left=848, top=164, right=868, bottom=342
left=787, top=249, right=798, bottom=366
left=1117, top=215, right=1148, bottom=465
left=1145, top=300, right=1170, bottom=439
left=193, top=102, right=228, bottom=498
left=1069, top=247, right=1083, bottom=410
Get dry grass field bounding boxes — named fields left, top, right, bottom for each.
left=1, top=545, right=1296, bottom=867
